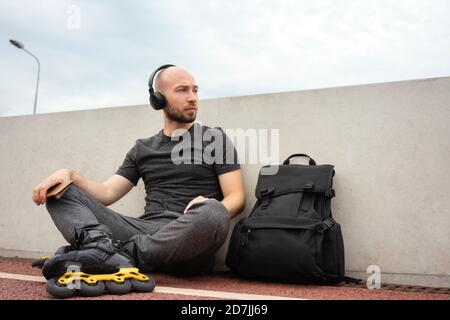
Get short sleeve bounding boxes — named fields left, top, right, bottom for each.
left=115, top=143, right=141, bottom=186
left=214, top=127, right=241, bottom=175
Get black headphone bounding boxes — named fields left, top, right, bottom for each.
left=148, top=64, right=175, bottom=110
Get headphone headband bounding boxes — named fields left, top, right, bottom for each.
left=148, top=64, right=175, bottom=110
left=148, top=64, right=175, bottom=92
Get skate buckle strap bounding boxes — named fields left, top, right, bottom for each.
left=80, top=229, right=110, bottom=243
left=97, top=238, right=116, bottom=254
left=82, top=238, right=116, bottom=254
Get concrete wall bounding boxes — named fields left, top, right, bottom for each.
left=1, top=77, right=449, bottom=287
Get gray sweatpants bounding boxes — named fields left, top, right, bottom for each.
left=45, top=184, right=230, bottom=275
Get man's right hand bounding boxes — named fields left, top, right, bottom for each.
left=32, top=169, right=74, bottom=206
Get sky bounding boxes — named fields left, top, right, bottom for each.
left=1, top=0, right=449, bottom=117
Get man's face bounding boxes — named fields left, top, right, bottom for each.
left=161, top=69, right=199, bottom=123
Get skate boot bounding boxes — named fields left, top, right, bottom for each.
left=33, top=229, right=155, bottom=299
left=31, top=245, right=74, bottom=269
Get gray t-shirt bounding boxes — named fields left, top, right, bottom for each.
left=116, top=123, right=240, bottom=214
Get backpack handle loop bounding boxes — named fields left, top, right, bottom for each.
left=283, top=154, right=316, bottom=166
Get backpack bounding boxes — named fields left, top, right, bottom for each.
left=226, top=154, right=351, bottom=284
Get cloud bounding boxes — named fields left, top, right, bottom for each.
left=150, top=0, right=450, bottom=97
left=1, top=0, right=449, bottom=116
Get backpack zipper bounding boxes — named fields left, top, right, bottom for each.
left=242, top=229, right=251, bottom=247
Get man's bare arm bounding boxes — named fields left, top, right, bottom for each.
left=218, top=169, right=245, bottom=218
left=32, top=169, right=133, bottom=207
left=72, top=172, right=134, bottom=206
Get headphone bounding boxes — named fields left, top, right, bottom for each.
left=148, top=64, right=175, bottom=110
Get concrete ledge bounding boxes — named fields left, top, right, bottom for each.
left=1, top=76, right=449, bottom=287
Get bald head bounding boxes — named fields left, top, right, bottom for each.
left=154, top=66, right=196, bottom=93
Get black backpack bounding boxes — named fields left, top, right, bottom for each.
left=226, top=154, right=352, bottom=284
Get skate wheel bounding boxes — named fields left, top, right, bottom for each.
left=105, top=279, right=132, bottom=295
left=46, top=278, right=76, bottom=299
left=131, top=278, right=155, bottom=292
left=79, top=280, right=105, bottom=297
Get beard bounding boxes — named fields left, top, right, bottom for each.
left=164, top=103, right=197, bottom=123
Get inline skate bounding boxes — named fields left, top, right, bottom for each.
left=32, top=229, right=155, bottom=299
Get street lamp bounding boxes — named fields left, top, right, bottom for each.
left=9, top=39, right=40, bottom=115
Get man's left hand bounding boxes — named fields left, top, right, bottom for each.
left=184, top=195, right=209, bottom=214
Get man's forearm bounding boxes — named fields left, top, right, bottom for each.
left=221, top=192, right=245, bottom=218
left=71, top=171, right=111, bottom=206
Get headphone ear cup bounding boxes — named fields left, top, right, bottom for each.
left=150, top=91, right=166, bottom=110
left=148, top=64, right=175, bottom=110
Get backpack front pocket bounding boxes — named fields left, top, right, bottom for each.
left=235, top=217, right=326, bottom=282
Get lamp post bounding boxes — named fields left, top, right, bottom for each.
left=9, top=39, right=40, bottom=115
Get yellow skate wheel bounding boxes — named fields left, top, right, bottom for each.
left=46, top=277, right=76, bottom=299
left=131, top=278, right=155, bottom=292
left=105, top=279, right=132, bottom=295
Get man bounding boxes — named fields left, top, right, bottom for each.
left=31, top=65, right=245, bottom=284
